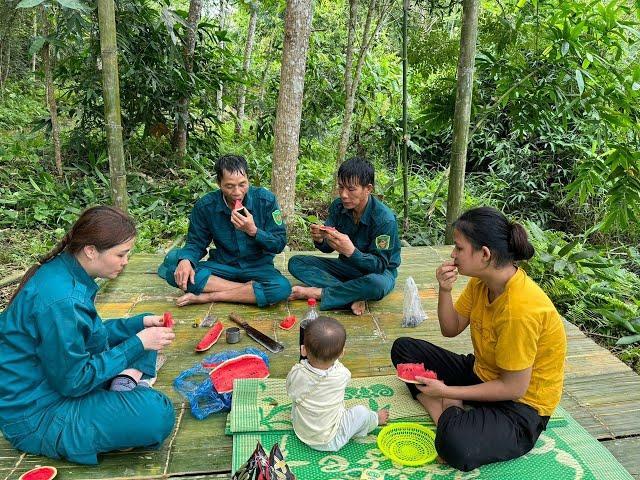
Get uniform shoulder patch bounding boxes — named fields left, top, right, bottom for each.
left=375, top=234, right=391, bottom=250
left=272, top=209, right=283, bottom=225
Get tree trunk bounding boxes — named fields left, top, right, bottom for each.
left=444, top=0, right=480, bottom=242
left=401, top=0, right=409, bottom=234
left=216, top=0, right=227, bottom=114
left=334, top=0, right=391, bottom=178
left=176, top=0, right=203, bottom=160
left=271, top=0, right=314, bottom=220
left=97, top=0, right=128, bottom=211
left=41, top=6, right=62, bottom=176
left=235, top=2, right=258, bottom=136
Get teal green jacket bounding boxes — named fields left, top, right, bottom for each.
left=178, top=186, right=287, bottom=269
left=315, top=195, right=401, bottom=276
left=0, top=252, right=147, bottom=423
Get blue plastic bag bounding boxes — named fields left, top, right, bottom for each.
left=174, top=347, right=270, bottom=420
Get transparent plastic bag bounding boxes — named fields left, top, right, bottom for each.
left=173, top=347, right=269, bottom=420
left=402, top=276, right=427, bottom=327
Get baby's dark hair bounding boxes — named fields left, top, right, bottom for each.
left=304, top=316, right=346, bottom=362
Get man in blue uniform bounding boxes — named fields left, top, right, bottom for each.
left=158, top=154, right=291, bottom=307
left=288, top=157, right=401, bottom=315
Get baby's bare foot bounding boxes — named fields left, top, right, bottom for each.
left=377, top=409, right=389, bottom=425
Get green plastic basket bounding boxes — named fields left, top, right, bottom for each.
left=377, top=422, right=437, bottom=467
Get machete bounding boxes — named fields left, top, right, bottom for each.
left=228, top=313, right=284, bottom=353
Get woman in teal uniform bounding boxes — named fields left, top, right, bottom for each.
left=0, top=206, right=176, bottom=465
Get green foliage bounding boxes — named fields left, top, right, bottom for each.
left=54, top=0, right=237, bottom=146
left=523, top=222, right=640, bottom=345
left=406, top=0, right=640, bottom=237
left=0, top=81, right=46, bottom=130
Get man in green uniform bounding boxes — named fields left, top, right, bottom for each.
left=288, top=157, right=401, bottom=315
left=158, top=154, right=291, bottom=307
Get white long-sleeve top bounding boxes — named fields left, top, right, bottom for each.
left=285, top=359, right=351, bottom=446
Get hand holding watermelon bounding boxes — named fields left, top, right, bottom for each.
left=230, top=199, right=257, bottom=236
left=233, top=199, right=247, bottom=217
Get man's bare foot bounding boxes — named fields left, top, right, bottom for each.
left=176, top=292, right=215, bottom=307
left=288, top=285, right=322, bottom=301
left=351, top=300, right=366, bottom=315
left=377, top=409, right=389, bottom=425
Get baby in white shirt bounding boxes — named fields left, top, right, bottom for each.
left=286, top=316, right=389, bottom=451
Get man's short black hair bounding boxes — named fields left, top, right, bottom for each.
left=337, top=157, right=374, bottom=188
left=303, top=316, right=346, bottom=363
left=215, top=154, right=249, bottom=183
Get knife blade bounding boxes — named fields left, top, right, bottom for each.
left=228, top=313, right=284, bottom=353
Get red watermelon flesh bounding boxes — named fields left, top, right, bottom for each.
left=19, top=466, right=57, bottom=480
left=163, top=311, right=174, bottom=328
left=396, top=363, right=438, bottom=383
left=279, top=315, right=297, bottom=330
left=209, top=354, right=270, bottom=393
left=233, top=199, right=243, bottom=210
left=195, top=320, right=224, bottom=352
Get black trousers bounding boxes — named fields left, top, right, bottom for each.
left=391, top=337, right=549, bottom=471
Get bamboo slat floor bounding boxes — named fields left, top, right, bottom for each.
left=1, top=247, right=638, bottom=479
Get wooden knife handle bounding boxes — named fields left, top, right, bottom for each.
left=228, top=313, right=245, bottom=327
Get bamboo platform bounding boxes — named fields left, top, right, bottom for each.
left=1, top=246, right=638, bottom=479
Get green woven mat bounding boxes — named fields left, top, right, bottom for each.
left=229, top=376, right=566, bottom=433
left=231, top=407, right=632, bottom=480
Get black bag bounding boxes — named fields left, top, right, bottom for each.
left=232, top=441, right=295, bottom=480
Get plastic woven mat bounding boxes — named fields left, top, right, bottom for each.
left=231, top=408, right=632, bottom=479
left=228, top=375, right=566, bottom=434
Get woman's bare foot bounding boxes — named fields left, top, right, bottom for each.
left=176, top=292, right=215, bottom=307
left=377, top=409, right=389, bottom=425
left=288, top=285, right=322, bottom=301
left=351, top=300, right=366, bottom=315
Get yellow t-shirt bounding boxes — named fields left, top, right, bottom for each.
left=454, top=268, right=566, bottom=416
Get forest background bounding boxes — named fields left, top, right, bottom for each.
left=1, top=0, right=639, bottom=372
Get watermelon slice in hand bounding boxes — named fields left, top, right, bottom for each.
left=19, top=466, right=57, bottom=480
left=396, top=363, right=438, bottom=384
left=233, top=199, right=246, bottom=216
left=279, top=315, right=297, bottom=330
left=163, top=311, right=174, bottom=328
left=209, top=354, right=269, bottom=393
left=195, top=320, right=224, bottom=352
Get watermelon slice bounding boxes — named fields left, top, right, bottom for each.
left=195, top=320, right=224, bottom=352
left=209, top=354, right=269, bottom=393
left=233, top=199, right=247, bottom=216
left=19, top=467, right=57, bottom=480
left=396, top=363, right=438, bottom=384
left=163, top=311, right=174, bottom=328
left=278, top=315, right=297, bottom=330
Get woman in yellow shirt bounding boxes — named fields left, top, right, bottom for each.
left=391, top=207, right=566, bottom=471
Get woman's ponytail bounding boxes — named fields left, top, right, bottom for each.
left=509, top=223, right=535, bottom=261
